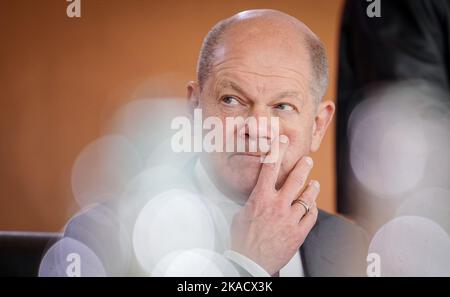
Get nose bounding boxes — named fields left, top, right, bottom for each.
left=237, top=105, right=280, bottom=152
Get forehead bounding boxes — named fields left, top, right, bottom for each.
left=206, top=26, right=313, bottom=96
left=207, top=55, right=311, bottom=101
left=212, top=67, right=307, bottom=96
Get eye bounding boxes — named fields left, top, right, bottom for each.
left=275, top=103, right=295, bottom=111
left=221, top=96, right=241, bottom=106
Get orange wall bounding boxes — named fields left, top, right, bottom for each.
left=0, top=0, right=344, bottom=231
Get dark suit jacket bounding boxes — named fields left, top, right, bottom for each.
left=301, top=210, right=368, bottom=276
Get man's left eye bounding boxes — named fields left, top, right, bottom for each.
left=275, top=103, right=295, bottom=111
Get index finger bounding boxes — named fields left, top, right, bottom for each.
left=254, top=135, right=289, bottom=191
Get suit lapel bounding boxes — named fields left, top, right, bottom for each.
left=300, top=211, right=337, bottom=277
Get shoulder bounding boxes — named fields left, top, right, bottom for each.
left=301, top=209, right=369, bottom=276
left=317, top=209, right=367, bottom=238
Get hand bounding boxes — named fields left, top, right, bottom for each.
left=229, top=135, right=320, bottom=275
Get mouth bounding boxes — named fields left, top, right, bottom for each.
left=232, top=152, right=264, bottom=157
left=229, top=152, right=267, bottom=162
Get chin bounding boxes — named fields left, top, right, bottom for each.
left=224, top=156, right=261, bottom=198
left=204, top=153, right=267, bottom=201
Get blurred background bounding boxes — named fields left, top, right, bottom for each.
left=0, top=0, right=343, bottom=231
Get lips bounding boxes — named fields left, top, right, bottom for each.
left=230, top=152, right=267, bottom=161
left=237, top=153, right=263, bottom=157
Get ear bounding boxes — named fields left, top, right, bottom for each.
left=187, top=81, right=201, bottom=115
left=310, top=100, right=335, bottom=152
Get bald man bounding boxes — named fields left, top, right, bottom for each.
left=61, top=9, right=368, bottom=277
left=186, top=9, right=368, bottom=277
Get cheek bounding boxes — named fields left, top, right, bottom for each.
left=279, top=129, right=311, bottom=175
left=282, top=125, right=310, bottom=150
left=200, top=99, right=219, bottom=118
left=282, top=146, right=305, bottom=172
left=280, top=117, right=314, bottom=150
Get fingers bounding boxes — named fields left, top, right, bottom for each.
left=291, top=180, right=320, bottom=221
left=280, top=156, right=314, bottom=203
left=255, top=135, right=289, bottom=191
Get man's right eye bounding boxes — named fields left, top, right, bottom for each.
left=221, top=96, right=240, bottom=106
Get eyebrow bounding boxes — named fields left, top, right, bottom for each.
left=216, top=80, right=249, bottom=97
left=217, top=80, right=302, bottom=102
left=273, top=91, right=301, bottom=101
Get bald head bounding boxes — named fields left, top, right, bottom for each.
left=197, top=9, right=329, bottom=103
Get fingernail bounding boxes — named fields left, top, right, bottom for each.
left=304, top=156, right=313, bottom=166
left=311, top=180, right=320, bottom=189
left=279, top=135, right=289, bottom=144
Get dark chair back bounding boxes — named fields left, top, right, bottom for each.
left=0, top=231, right=61, bottom=277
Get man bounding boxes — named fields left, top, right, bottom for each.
left=184, top=9, right=368, bottom=276
left=61, top=9, right=368, bottom=277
